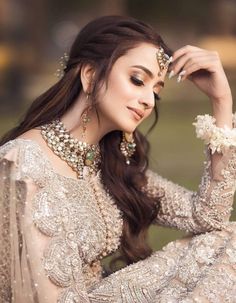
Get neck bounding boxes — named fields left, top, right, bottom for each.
left=60, top=94, right=114, bottom=144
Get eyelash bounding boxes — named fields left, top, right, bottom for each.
left=130, top=76, right=161, bottom=101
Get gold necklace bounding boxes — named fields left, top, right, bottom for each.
left=41, top=119, right=101, bottom=179
left=41, top=119, right=122, bottom=264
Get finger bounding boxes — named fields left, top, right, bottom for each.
left=182, top=54, right=220, bottom=80
left=170, top=51, right=218, bottom=80
left=172, top=45, right=202, bottom=61
left=180, top=58, right=217, bottom=81
left=170, top=51, right=205, bottom=76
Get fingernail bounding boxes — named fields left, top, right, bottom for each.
left=177, top=70, right=186, bottom=83
left=179, top=70, right=186, bottom=77
left=169, top=56, right=173, bottom=63
left=168, top=70, right=175, bottom=79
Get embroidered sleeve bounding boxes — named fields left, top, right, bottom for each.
left=0, top=142, right=40, bottom=302
left=88, top=240, right=187, bottom=303
left=145, top=113, right=236, bottom=234
left=0, top=141, right=91, bottom=303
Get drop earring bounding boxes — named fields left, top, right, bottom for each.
left=80, top=92, right=92, bottom=140
left=120, top=132, right=136, bottom=165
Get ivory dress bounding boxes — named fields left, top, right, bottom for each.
left=1, top=114, right=236, bottom=303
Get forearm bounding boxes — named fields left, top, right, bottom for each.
left=211, top=94, right=233, bottom=128
left=210, top=95, right=233, bottom=174
left=191, top=108, right=236, bottom=231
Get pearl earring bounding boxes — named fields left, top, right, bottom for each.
left=120, top=132, right=136, bottom=165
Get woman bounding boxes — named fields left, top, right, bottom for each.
left=0, top=15, right=236, bottom=303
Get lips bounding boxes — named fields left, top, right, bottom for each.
left=127, top=106, right=145, bottom=120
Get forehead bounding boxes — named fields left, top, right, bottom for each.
left=114, top=43, right=164, bottom=79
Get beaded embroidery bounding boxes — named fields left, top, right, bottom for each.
left=41, top=119, right=101, bottom=179
left=1, top=108, right=236, bottom=303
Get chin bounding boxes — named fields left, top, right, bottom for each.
left=121, top=125, right=137, bottom=134
left=114, top=119, right=138, bottom=134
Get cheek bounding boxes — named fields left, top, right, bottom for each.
left=142, top=108, right=154, bottom=122
left=104, top=72, right=136, bottom=104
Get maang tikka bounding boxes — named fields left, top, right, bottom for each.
left=156, top=46, right=172, bottom=76
left=120, top=132, right=136, bottom=165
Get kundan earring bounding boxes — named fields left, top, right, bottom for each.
left=120, top=132, right=136, bottom=165
left=80, top=92, right=92, bottom=140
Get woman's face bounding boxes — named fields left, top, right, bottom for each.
left=97, top=42, right=167, bottom=134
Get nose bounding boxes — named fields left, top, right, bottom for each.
left=138, top=97, right=154, bottom=110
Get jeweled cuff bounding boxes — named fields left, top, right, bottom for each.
left=193, top=113, right=236, bottom=154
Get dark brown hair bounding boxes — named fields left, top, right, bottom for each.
left=1, top=15, right=173, bottom=268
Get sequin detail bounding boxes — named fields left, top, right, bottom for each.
left=1, top=127, right=236, bottom=303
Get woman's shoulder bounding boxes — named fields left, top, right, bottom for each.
left=1, top=129, right=45, bottom=160
left=0, top=129, right=53, bottom=185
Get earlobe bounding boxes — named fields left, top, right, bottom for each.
left=80, top=64, right=95, bottom=93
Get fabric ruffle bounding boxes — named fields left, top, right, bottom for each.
left=193, top=112, right=236, bottom=154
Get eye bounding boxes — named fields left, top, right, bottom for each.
left=153, top=92, right=161, bottom=101
left=130, top=76, right=144, bottom=86
left=131, top=76, right=161, bottom=102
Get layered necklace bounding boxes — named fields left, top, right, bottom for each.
left=41, top=119, right=122, bottom=264
left=41, top=119, right=101, bottom=179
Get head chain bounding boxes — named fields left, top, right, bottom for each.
left=55, top=47, right=172, bottom=79
left=55, top=52, right=69, bottom=79
left=156, top=46, right=172, bottom=76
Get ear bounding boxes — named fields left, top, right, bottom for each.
left=80, top=63, right=95, bottom=93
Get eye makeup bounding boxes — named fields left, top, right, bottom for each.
left=130, top=75, right=161, bottom=101
left=130, top=75, right=144, bottom=86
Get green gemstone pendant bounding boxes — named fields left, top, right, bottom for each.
left=85, top=150, right=95, bottom=166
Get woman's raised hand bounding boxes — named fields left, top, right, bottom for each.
left=169, top=45, right=232, bottom=105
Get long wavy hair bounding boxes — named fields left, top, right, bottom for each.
left=1, top=15, right=173, bottom=268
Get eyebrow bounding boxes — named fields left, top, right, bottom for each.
left=131, top=65, right=165, bottom=87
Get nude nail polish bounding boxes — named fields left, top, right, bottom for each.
left=168, top=70, right=175, bottom=79
left=177, top=70, right=186, bottom=83
left=179, top=70, right=186, bottom=77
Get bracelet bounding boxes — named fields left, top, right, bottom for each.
left=193, top=113, right=236, bottom=154
left=232, top=112, right=236, bottom=127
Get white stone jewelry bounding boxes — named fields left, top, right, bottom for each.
left=193, top=113, right=236, bottom=154
left=41, top=119, right=101, bottom=179
left=120, top=132, right=136, bottom=165
left=55, top=52, right=69, bottom=79
left=156, top=47, right=173, bottom=76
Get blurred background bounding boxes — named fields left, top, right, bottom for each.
left=0, top=0, right=236, bottom=251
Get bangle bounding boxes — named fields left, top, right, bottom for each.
left=232, top=112, right=236, bottom=127
left=193, top=113, right=236, bottom=154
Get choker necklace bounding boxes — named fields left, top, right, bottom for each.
left=41, top=119, right=101, bottom=179
left=41, top=119, right=122, bottom=264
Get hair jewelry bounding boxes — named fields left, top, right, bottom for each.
left=55, top=52, right=69, bottom=79
left=156, top=47, right=172, bottom=76
left=120, top=132, right=136, bottom=165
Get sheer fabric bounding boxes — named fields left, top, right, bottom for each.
left=0, top=133, right=236, bottom=302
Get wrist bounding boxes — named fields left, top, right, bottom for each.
left=210, top=93, right=233, bottom=107
left=211, top=99, right=233, bottom=115
left=211, top=96, right=233, bottom=128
